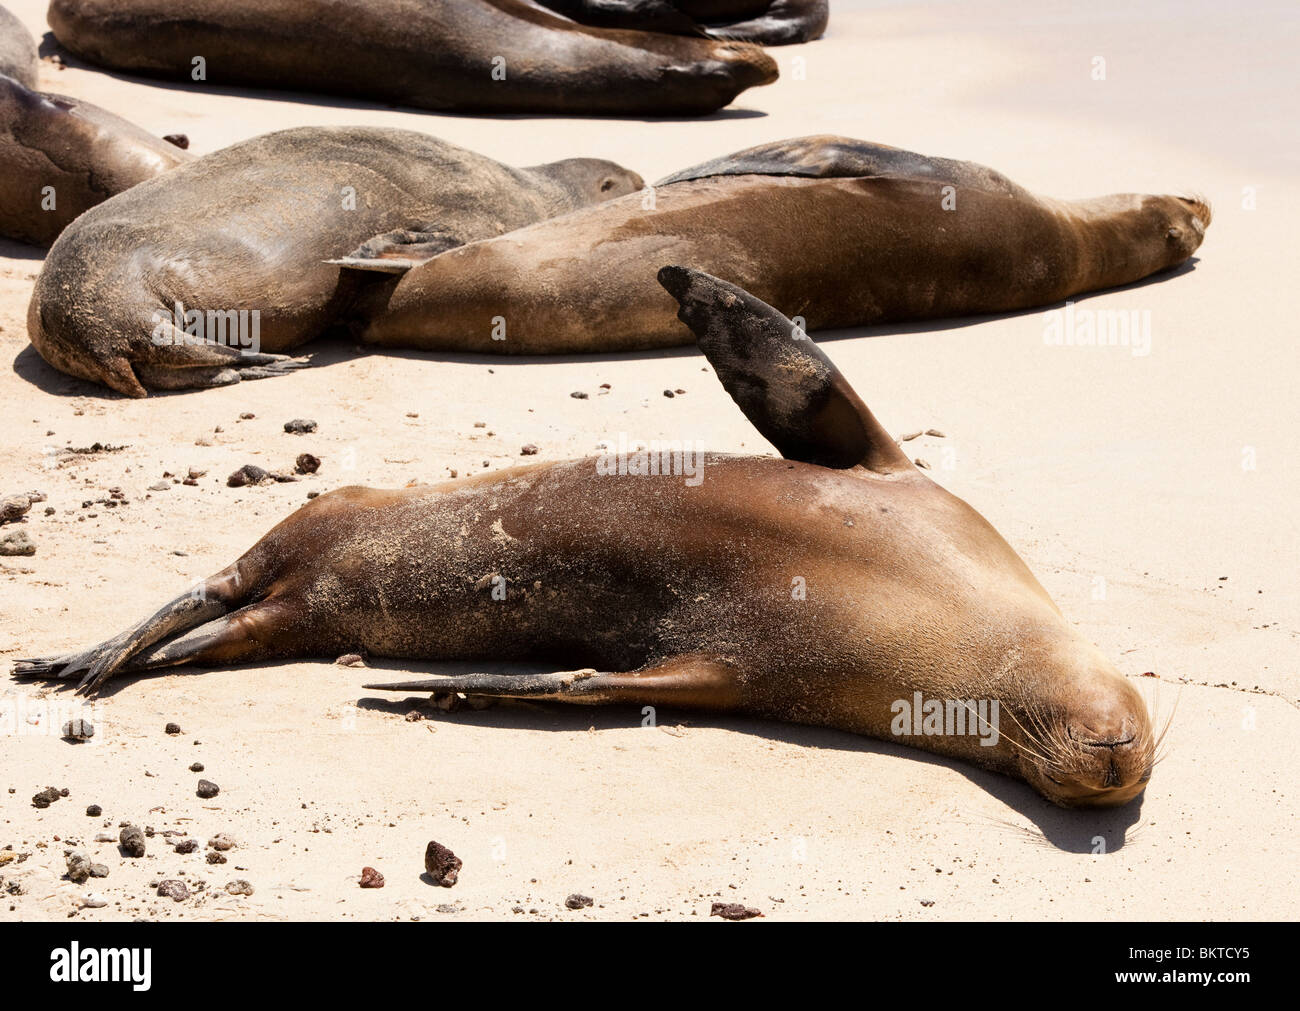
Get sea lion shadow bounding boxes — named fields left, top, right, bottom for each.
left=11, top=344, right=119, bottom=398
left=10, top=344, right=112, bottom=397
left=0, top=236, right=45, bottom=261
left=21, top=658, right=1141, bottom=850
left=347, top=657, right=1147, bottom=853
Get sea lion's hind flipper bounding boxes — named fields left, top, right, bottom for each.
left=657, top=265, right=912, bottom=474
left=134, top=322, right=310, bottom=391
left=364, top=655, right=742, bottom=709
left=9, top=570, right=284, bottom=695
left=12, top=589, right=231, bottom=695
left=327, top=225, right=464, bottom=274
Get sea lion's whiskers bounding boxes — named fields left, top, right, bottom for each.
left=986, top=702, right=1054, bottom=764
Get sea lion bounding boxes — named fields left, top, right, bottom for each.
left=354, top=135, right=1210, bottom=353
left=26, top=125, right=644, bottom=396
left=0, top=73, right=193, bottom=246
left=0, top=3, right=39, bottom=87
left=13, top=268, right=1158, bottom=809
left=47, top=0, right=778, bottom=115
left=534, top=0, right=829, bottom=45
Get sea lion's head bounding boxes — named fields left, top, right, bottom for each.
left=658, top=264, right=1163, bottom=809
left=1152, top=193, right=1212, bottom=266
left=535, top=158, right=645, bottom=208
left=999, top=632, right=1158, bottom=808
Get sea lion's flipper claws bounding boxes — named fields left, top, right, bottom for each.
left=328, top=226, right=464, bottom=274
left=657, top=265, right=913, bottom=475
left=365, top=655, right=743, bottom=709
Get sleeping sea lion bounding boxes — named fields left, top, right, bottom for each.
left=47, top=0, right=778, bottom=115
left=26, top=125, right=643, bottom=395
left=0, top=73, right=193, bottom=245
left=353, top=135, right=1211, bottom=354
left=13, top=267, right=1159, bottom=810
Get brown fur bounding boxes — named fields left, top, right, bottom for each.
left=15, top=269, right=1157, bottom=809
left=47, top=0, right=777, bottom=115
left=357, top=138, right=1211, bottom=354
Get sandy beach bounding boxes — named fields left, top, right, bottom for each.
left=1, top=0, right=1296, bottom=921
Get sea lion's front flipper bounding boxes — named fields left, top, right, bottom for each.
left=657, top=265, right=912, bottom=474
left=327, top=225, right=464, bottom=274
left=364, top=655, right=742, bottom=710
left=533, top=0, right=708, bottom=37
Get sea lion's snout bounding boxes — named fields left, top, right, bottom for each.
left=1019, top=682, right=1156, bottom=808
left=710, top=41, right=780, bottom=89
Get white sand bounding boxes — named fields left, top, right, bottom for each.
left=0, top=0, right=1296, bottom=920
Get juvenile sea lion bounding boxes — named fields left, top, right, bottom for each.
left=27, top=126, right=644, bottom=396
left=356, top=136, right=1210, bottom=353
left=535, top=0, right=829, bottom=45
left=47, top=0, right=778, bottom=115
left=14, top=268, right=1159, bottom=809
left=0, top=73, right=192, bottom=245
left=0, top=3, right=39, bottom=87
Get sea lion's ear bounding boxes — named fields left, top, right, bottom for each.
left=657, top=266, right=912, bottom=474
left=326, top=225, right=462, bottom=274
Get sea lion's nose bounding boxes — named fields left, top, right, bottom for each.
left=1067, top=716, right=1136, bottom=750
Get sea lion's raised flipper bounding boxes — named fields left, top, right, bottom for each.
left=655, top=136, right=1020, bottom=196
left=327, top=226, right=465, bottom=274
left=365, top=655, right=742, bottom=710
left=657, top=265, right=913, bottom=474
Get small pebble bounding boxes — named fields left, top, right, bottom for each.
left=520, top=444, right=539, bottom=456
left=165, top=722, right=182, bottom=735
left=196, top=779, right=220, bottom=799
left=710, top=902, right=763, bottom=921
left=32, top=786, right=61, bottom=808
left=359, top=867, right=385, bottom=889
left=225, top=879, right=254, bottom=896
left=157, top=880, right=189, bottom=902
left=174, top=839, right=198, bottom=854
left=206, top=852, right=226, bottom=865
left=62, top=719, right=94, bottom=741
left=565, top=893, right=594, bottom=910
left=0, top=530, right=35, bottom=556
left=424, top=841, right=462, bottom=887
left=81, top=893, right=108, bottom=909
left=85, top=805, right=101, bottom=817
left=284, top=419, right=317, bottom=434
left=119, top=825, right=146, bottom=858
left=208, top=833, right=236, bottom=851
left=190, top=762, right=204, bottom=772
left=227, top=464, right=269, bottom=487
left=295, top=453, right=320, bottom=475
left=66, top=851, right=92, bottom=884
